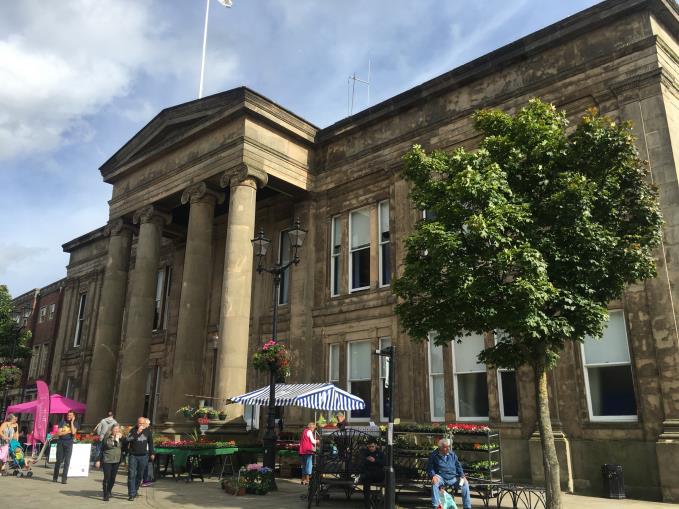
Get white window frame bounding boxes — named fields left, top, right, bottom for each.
left=73, top=293, right=87, bottom=347
left=493, top=332, right=519, bottom=422
left=452, top=334, right=489, bottom=422
left=497, top=370, right=519, bottom=422
left=427, top=332, right=445, bottom=422
left=379, top=337, right=391, bottom=422
left=330, top=216, right=341, bottom=297
left=378, top=200, right=391, bottom=287
left=581, top=310, right=637, bottom=422
left=38, top=306, right=46, bottom=323
left=278, top=230, right=291, bottom=306
left=347, top=340, right=372, bottom=422
left=328, top=343, right=340, bottom=384
left=48, top=303, right=56, bottom=320
left=349, top=208, right=371, bottom=293
left=65, top=377, right=75, bottom=399
left=244, top=404, right=260, bottom=431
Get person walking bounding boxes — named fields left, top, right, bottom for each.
left=52, top=409, right=78, bottom=484
left=93, top=411, right=117, bottom=464
left=141, top=418, right=153, bottom=487
left=0, top=414, right=18, bottom=474
left=298, top=421, right=317, bottom=485
left=124, top=417, right=154, bottom=501
left=95, top=424, right=123, bottom=501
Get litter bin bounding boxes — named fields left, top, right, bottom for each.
left=601, top=464, right=625, bottom=499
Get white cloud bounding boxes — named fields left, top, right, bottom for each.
left=0, top=0, right=240, bottom=162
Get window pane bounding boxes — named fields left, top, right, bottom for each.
left=331, top=256, right=340, bottom=295
left=432, top=375, right=445, bottom=419
left=349, top=341, right=371, bottom=380
left=457, top=372, right=489, bottom=418
left=588, top=365, right=637, bottom=416
left=429, top=341, right=444, bottom=375
left=584, top=311, right=629, bottom=365
left=154, top=270, right=164, bottom=329
left=380, top=244, right=391, bottom=285
left=332, top=216, right=341, bottom=250
left=350, top=380, right=371, bottom=419
left=381, top=378, right=391, bottom=419
left=350, top=209, right=370, bottom=249
left=500, top=371, right=519, bottom=418
left=454, top=334, right=486, bottom=372
left=351, top=248, right=370, bottom=289
left=379, top=338, right=391, bottom=378
left=379, top=201, right=389, bottom=236
left=329, top=344, right=340, bottom=382
left=423, top=209, right=437, bottom=221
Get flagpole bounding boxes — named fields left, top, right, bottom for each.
left=198, top=0, right=211, bottom=99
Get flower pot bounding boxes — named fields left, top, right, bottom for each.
left=237, top=487, right=246, bottom=496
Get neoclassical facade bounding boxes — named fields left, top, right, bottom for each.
left=43, top=0, right=679, bottom=501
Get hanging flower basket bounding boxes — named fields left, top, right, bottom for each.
left=252, top=340, right=290, bottom=379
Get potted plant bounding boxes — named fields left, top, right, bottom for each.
left=176, top=405, right=196, bottom=419
left=252, top=339, right=290, bottom=379
left=207, top=409, right=219, bottom=420
left=239, top=464, right=275, bottom=495
left=316, top=415, right=327, bottom=427
left=218, top=409, right=227, bottom=420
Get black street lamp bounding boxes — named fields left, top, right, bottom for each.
left=375, top=345, right=396, bottom=509
left=251, top=218, right=307, bottom=477
left=3, top=308, right=28, bottom=417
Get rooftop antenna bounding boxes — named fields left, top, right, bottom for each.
left=347, top=59, right=371, bottom=116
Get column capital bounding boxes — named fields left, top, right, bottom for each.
left=103, top=218, right=134, bottom=237
left=132, top=205, right=172, bottom=227
left=180, top=181, right=225, bottom=206
left=219, top=163, right=268, bottom=189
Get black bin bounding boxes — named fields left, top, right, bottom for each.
left=601, top=464, right=625, bottom=499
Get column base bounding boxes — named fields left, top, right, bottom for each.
left=657, top=420, right=679, bottom=502
left=529, top=429, right=574, bottom=493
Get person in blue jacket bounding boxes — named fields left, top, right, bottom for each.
left=426, top=438, right=472, bottom=509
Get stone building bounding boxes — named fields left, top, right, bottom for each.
left=41, top=0, right=679, bottom=501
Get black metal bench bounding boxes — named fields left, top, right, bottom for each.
left=306, top=428, right=381, bottom=508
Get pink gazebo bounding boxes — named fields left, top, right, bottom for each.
left=7, top=394, right=86, bottom=415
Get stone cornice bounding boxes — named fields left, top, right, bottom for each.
left=180, top=181, right=225, bottom=205
left=132, top=205, right=172, bottom=227
left=62, top=226, right=107, bottom=253
left=220, top=162, right=268, bottom=189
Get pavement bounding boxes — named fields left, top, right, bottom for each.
left=3, top=463, right=676, bottom=508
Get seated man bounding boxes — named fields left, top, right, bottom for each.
left=359, top=438, right=385, bottom=509
left=426, top=438, right=471, bottom=509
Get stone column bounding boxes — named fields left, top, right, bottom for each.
left=168, top=182, right=223, bottom=416
left=84, top=219, right=133, bottom=424
left=214, top=165, right=267, bottom=420
left=116, top=205, right=170, bottom=423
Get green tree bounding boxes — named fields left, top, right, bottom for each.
left=0, top=285, right=32, bottom=393
left=394, top=99, right=662, bottom=509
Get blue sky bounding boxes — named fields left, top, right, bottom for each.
left=0, top=0, right=600, bottom=297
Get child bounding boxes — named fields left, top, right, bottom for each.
left=437, top=485, right=458, bottom=509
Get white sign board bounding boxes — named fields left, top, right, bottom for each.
left=48, top=443, right=57, bottom=463
left=67, top=443, right=91, bottom=477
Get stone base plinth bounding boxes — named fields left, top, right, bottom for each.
left=657, top=420, right=679, bottom=502
left=529, top=430, right=574, bottom=493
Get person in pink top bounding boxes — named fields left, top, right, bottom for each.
left=298, top=421, right=317, bottom=485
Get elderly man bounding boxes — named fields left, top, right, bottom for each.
left=124, top=417, right=155, bottom=501
left=426, top=438, right=471, bottom=509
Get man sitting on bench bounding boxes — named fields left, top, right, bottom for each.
left=426, top=438, right=471, bottom=509
left=359, top=438, right=385, bottom=509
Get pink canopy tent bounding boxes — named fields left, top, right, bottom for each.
left=7, top=393, right=86, bottom=415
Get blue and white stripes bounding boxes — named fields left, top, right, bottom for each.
left=229, top=383, right=366, bottom=411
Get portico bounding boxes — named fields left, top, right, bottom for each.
left=83, top=89, right=315, bottom=424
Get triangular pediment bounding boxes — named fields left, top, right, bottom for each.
left=100, top=88, right=247, bottom=180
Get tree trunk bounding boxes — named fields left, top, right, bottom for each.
left=534, top=363, right=562, bottom=509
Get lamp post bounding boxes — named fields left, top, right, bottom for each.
left=251, top=218, right=307, bottom=476
left=3, top=308, right=28, bottom=417
left=375, top=345, right=396, bottom=509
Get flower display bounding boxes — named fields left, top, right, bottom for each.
left=156, top=439, right=236, bottom=449
left=252, top=339, right=290, bottom=379
left=445, top=423, right=491, bottom=434
left=239, top=464, right=275, bottom=495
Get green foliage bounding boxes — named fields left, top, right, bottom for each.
left=394, top=99, right=662, bottom=370
left=0, top=285, right=32, bottom=386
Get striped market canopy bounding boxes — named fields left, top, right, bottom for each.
left=228, top=383, right=365, bottom=411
